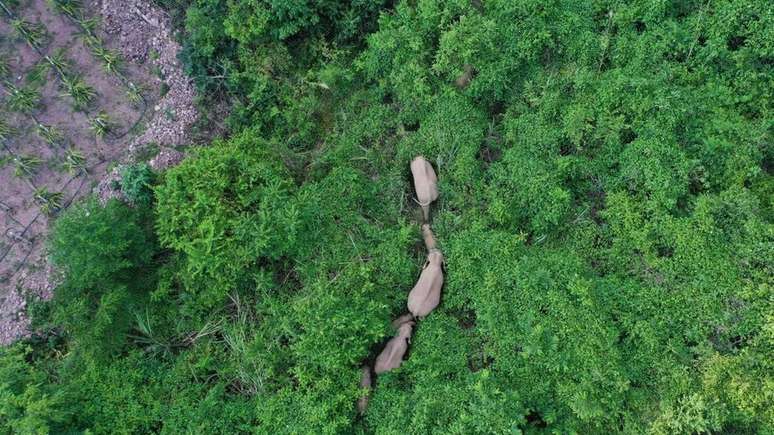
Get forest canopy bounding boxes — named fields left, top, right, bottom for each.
left=1, top=0, right=772, bottom=433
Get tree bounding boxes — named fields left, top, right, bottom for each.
left=48, top=198, right=157, bottom=358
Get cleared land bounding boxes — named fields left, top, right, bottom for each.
left=0, top=0, right=161, bottom=342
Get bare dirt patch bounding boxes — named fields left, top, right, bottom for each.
left=99, top=0, right=198, bottom=150
left=0, top=0, right=197, bottom=344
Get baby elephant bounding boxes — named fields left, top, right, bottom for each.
left=410, top=156, right=439, bottom=222
left=421, top=223, right=437, bottom=251
left=391, top=313, right=415, bottom=330
left=374, top=320, right=415, bottom=374
left=407, top=249, right=444, bottom=319
left=357, top=365, right=372, bottom=414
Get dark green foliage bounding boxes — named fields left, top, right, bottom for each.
left=4, top=0, right=772, bottom=433
left=179, top=0, right=386, bottom=134
left=50, top=198, right=155, bottom=290
left=48, top=198, right=157, bottom=358
left=120, top=163, right=155, bottom=205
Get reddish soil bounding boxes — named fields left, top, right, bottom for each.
left=0, top=0, right=194, bottom=343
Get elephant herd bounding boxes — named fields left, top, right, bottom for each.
left=357, top=156, right=444, bottom=414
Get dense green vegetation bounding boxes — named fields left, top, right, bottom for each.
left=2, top=0, right=772, bottom=433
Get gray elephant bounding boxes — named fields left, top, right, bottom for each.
left=374, top=320, right=415, bottom=374
left=407, top=248, right=443, bottom=319
left=391, top=313, right=415, bottom=329
left=357, top=365, right=372, bottom=414
left=410, top=156, right=439, bottom=222
left=421, top=223, right=437, bottom=251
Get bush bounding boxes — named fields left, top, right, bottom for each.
left=48, top=198, right=157, bottom=358
left=8, top=0, right=772, bottom=432
left=49, top=198, right=156, bottom=292
left=120, top=163, right=156, bottom=206
left=0, top=344, right=66, bottom=434
left=154, top=129, right=299, bottom=307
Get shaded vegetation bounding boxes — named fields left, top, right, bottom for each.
left=2, top=0, right=772, bottom=433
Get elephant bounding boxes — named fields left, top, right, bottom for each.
left=410, top=156, right=439, bottom=222
left=421, top=223, right=437, bottom=251
left=374, top=320, right=415, bottom=374
left=407, top=249, right=443, bottom=318
left=391, top=313, right=415, bottom=329
left=357, top=365, right=372, bottom=414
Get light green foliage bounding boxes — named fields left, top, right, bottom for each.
left=5, top=83, right=42, bottom=114
left=0, top=345, right=66, bottom=434
left=155, top=130, right=299, bottom=307
left=0, top=54, right=9, bottom=78
left=5, top=0, right=771, bottom=433
left=88, top=112, right=112, bottom=137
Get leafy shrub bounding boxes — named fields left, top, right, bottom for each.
left=50, top=198, right=156, bottom=292
left=7, top=0, right=772, bottom=433
left=154, top=129, right=299, bottom=307
left=120, top=163, right=156, bottom=205
left=48, top=198, right=157, bottom=358
left=0, top=344, right=66, bottom=434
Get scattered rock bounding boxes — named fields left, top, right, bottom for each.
left=150, top=147, right=184, bottom=171
left=95, top=166, right=126, bottom=205
left=0, top=262, right=56, bottom=345
left=99, top=0, right=198, bottom=150
left=5, top=229, right=32, bottom=245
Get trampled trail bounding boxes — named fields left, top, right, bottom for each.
left=357, top=156, right=443, bottom=414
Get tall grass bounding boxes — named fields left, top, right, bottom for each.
left=0, top=118, right=14, bottom=141
left=0, top=54, right=9, bottom=78
left=89, top=112, right=112, bottom=138
left=33, top=187, right=64, bottom=215
left=63, top=147, right=86, bottom=174
left=61, top=74, right=96, bottom=111
left=36, top=123, right=65, bottom=147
